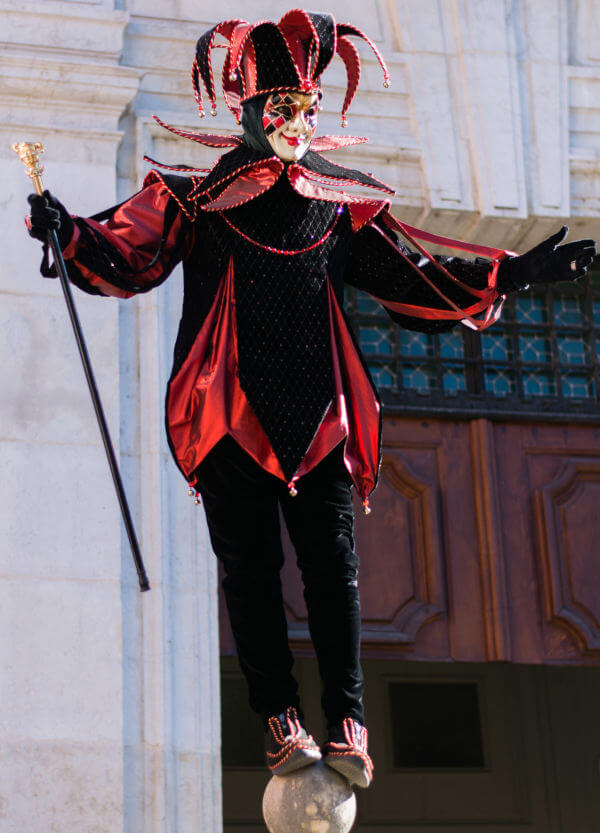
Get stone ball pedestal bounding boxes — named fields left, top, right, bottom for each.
left=262, top=762, right=357, bottom=833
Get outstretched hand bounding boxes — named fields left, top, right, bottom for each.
left=26, top=190, right=74, bottom=249
left=498, top=226, right=596, bottom=292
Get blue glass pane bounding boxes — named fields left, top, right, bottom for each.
left=399, top=330, right=434, bottom=359
left=482, top=331, right=513, bottom=362
left=522, top=372, right=556, bottom=397
left=515, top=294, right=548, bottom=325
left=519, top=331, right=552, bottom=363
left=557, top=334, right=590, bottom=366
left=402, top=364, right=437, bottom=391
left=439, top=332, right=464, bottom=360
left=593, top=299, right=600, bottom=328
left=357, top=294, right=386, bottom=316
left=443, top=367, right=467, bottom=393
left=484, top=367, right=516, bottom=397
left=359, top=325, right=393, bottom=355
left=553, top=295, right=583, bottom=327
left=368, top=363, right=396, bottom=388
left=560, top=373, right=595, bottom=398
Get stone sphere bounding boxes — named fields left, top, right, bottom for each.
left=262, top=761, right=357, bottom=833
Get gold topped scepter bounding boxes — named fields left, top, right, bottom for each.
left=13, top=141, right=150, bottom=592
left=12, top=141, right=45, bottom=196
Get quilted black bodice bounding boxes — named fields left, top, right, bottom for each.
left=180, top=175, right=352, bottom=481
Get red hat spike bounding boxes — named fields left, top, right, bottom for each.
left=189, top=12, right=387, bottom=126
left=222, top=50, right=242, bottom=121
left=306, top=12, right=337, bottom=80
left=196, top=20, right=245, bottom=116
left=229, top=21, right=263, bottom=86
left=336, top=22, right=390, bottom=88
left=278, top=9, right=320, bottom=80
left=191, top=58, right=205, bottom=118
left=150, top=114, right=241, bottom=147
left=241, top=38, right=258, bottom=99
left=336, top=36, right=361, bottom=126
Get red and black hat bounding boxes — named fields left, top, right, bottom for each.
left=192, top=9, right=390, bottom=127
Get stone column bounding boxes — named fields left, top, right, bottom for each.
left=0, top=2, right=222, bottom=831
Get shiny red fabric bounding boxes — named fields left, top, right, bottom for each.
left=62, top=178, right=379, bottom=497
left=61, top=168, right=513, bottom=499
left=370, top=211, right=514, bottom=331
left=62, top=180, right=185, bottom=299
left=200, top=158, right=284, bottom=211
left=311, top=135, right=368, bottom=152
left=166, top=259, right=379, bottom=499
left=286, top=165, right=392, bottom=232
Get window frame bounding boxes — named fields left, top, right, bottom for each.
left=346, top=271, right=600, bottom=422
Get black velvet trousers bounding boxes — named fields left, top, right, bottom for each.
left=194, top=435, right=364, bottom=728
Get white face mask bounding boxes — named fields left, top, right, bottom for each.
left=262, top=91, right=320, bottom=162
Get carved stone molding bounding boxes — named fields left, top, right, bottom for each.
left=534, top=459, right=600, bottom=654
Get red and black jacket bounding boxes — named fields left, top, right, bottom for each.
left=59, top=141, right=509, bottom=499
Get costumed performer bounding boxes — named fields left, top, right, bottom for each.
left=25, top=10, right=596, bottom=789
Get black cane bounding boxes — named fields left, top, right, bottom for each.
left=13, top=142, right=150, bottom=592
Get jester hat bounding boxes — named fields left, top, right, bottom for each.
left=192, top=9, right=390, bottom=126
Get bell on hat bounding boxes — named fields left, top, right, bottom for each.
left=191, top=9, right=390, bottom=127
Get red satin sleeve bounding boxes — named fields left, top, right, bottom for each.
left=62, top=180, right=189, bottom=299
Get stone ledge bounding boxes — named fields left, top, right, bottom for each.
left=0, top=0, right=129, bottom=61
left=0, top=54, right=142, bottom=138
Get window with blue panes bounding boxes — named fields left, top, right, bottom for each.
left=346, top=271, right=600, bottom=417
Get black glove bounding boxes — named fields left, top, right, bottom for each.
left=498, top=226, right=596, bottom=293
left=26, top=190, right=74, bottom=249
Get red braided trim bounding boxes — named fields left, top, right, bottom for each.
left=240, top=85, right=321, bottom=104
left=280, top=38, right=307, bottom=87
left=279, top=10, right=321, bottom=81
left=324, top=718, right=373, bottom=773
left=266, top=739, right=316, bottom=761
left=229, top=21, right=265, bottom=80
left=222, top=51, right=241, bottom=121
left=151, top=115, right=242, bottom=148
left=188, top=160, right=266, bottom=200
left=267, top=742, right=317, bottom=770
left=372, top=217, right=512, bottom=331
left=219, top=210, right=339, bottom=254
left=191, top=58, right=204, bottom=117
left=336, top=35, right=361, bottom=123
left=300, top=162, right=394, bottom=195
left=338, top=22, right=390, bottom=86
left=143, top=155, right=209, bottom=173
left=266, top=707, right=319, bottom=770
left=203, top=22, right=243, bottom=110
left=326, top=745, right=373, bottom=775
left=311, top=135, right=368, bottom=151
left=143, top=170, right=198, bottom=222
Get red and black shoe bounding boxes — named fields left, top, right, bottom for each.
left=265, top=707, right=322, bottom=776
left=323, top=717, right=373, bottom=788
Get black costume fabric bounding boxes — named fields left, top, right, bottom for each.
left=42, top=115, right=511, bottom=736
left=195, top=435, right=363, bottom=727
left=60, top=140, right=495, bottom=486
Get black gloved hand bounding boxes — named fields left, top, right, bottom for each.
left=498, top=226, right=596, bottom=293
left=26, top=190, right=74, bottom=249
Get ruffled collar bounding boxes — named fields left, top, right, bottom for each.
left=144, top=120, right=394, bottom=231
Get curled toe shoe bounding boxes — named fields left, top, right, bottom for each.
left=265, top=706, right=322, bottom=776
left=323, top=717, right=373, bottom=788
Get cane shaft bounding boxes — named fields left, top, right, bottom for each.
left=13, top=142, right=150, bottom=591
left=49, top=232, right=150, bottom=591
